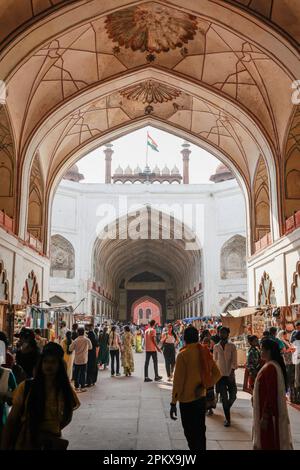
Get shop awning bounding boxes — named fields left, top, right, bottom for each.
left=222, top=307, right=262, bottom=318
left=220, top=307, right=264, bottom=337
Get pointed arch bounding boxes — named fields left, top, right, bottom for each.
left=131, top=295, right=162, bottom=325
left=291, top=261, right=300, bottom=304
left=50, top=234, right=75, bottom=279
left=27, top=153, right=44, bottom=242
left=220, top=235, right=247, bottom=280
left=253, top=156, right=271, bottom=243
left=0, top=105, right=16, bottom=220
left=258, top=271, right=277, bottom=307
left=21, top=270, right=40, bottom=305
left=284, top=106, right=300, bottom=219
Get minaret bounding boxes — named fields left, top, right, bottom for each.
left=181, top=141, right=191, bottom=184
left=104, top=142, right=113, bottom=184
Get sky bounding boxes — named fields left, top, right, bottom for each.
left=76, top=126, right=222, bottom=184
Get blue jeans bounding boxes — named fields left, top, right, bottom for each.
left=74, top=363, right=87, bottom=388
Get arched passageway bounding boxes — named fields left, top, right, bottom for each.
left=132, top=295, right=162, bottom=325
left=92, top=206, right=202, bottom=322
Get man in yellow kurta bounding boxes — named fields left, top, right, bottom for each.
left=170, top=326, right=221, bottom=451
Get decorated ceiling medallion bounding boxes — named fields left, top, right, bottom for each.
left=120, top=80, right=181, bottom=104
left=105, top=2, right=198, bottom=53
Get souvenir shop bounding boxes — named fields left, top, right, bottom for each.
left=221, top=304, right=300, bottom=366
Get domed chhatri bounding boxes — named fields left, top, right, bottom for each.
left=124, top=165, right=133, bottom=174
left=171, top=165, right=180, bottom=175
left=153, top=165, right=160, bottom=175
left=114, top=165, right=123, bottom=175
left=63, top=164, right=84, bottom=182
left=210, top=162, right=235, bottom=183
left=162, top=165, right=170, bottom=175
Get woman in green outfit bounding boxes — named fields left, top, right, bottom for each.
left=134, top=326, right=143, bottom=353
left=121, top=326, right=134, bottom=376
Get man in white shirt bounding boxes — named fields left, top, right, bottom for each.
left=213, top=326, right=237, bottom=427
left=69, top=327, right=92, bottom=392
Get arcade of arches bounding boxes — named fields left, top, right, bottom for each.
left=0, top=0, right=299, bottom=324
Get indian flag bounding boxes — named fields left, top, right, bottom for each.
left=147, top=132, right=159, bottom=152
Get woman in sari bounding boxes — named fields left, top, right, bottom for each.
left=252, top=338, right=293, bottom=450
left=121, top=326, right=134, bottom=376
left=98, top=327, right=109, bottom=370
left=134, top=327, right=143, bottom=353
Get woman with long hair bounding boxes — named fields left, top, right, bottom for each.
left=86, top=325, right=99, bottom=387
left=108, top=326, right=122, bottom=377
left=60, top=330, right=75, bottom=381
left=98, top=327, right=110, bottom=370
left=252, top=338, right=293, bottom=450
left=161, top=323, right=179, bottom=381
left=201, top=335, right=217, bottom=416
left=1, top=342, right=80, bottom=450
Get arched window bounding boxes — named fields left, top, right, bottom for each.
left=220, top=235, right=246, bottom=280
left=291, top=261, right=300, bottom=304
left=224, top=296, right=247, bottom=312
left=139, top=308, right=143, bottom=319
left=146, top=308, right=151, bottom=319
left=50, top=234, right=75, bottom=279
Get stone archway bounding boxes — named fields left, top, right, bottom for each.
left=131, top=295, right=162, bottom=325
left=128, top=291, right=165, bottom=325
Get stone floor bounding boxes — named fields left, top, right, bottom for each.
left=64, top=352, right=300, bottom=450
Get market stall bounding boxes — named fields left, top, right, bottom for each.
left=221, top=307, right=263, bottom=366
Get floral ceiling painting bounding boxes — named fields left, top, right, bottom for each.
left=105, top=2, right=198, bottom=53
left=120, top=80, right=181, bottom=105
left=7, top=0, right=293, bottom=156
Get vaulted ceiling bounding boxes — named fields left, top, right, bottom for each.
left=93, top=208, right=202, bottom=297
left=0, top=0, right=299, bottom=244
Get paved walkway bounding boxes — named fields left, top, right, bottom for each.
left=64, top=352, right=300, bottom=450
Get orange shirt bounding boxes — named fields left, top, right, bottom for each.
left=144, top=327, right=157, bottom=352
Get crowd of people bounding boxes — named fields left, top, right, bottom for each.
left=0, top=316, right=299, bottom=450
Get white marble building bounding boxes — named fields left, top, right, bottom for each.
left=49, top=173, right=248, bottom=321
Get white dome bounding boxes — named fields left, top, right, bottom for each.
left=171, top=165, right=180, bottom=175
left=134, top=165, right=142, bottom=174
left=124, top=165, right=132, bottom=174
left=114, top=165, right=123, bottom=175
left=162, top=165, right=170, bottom=175
left=153, top=165, right=160, bottom=175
